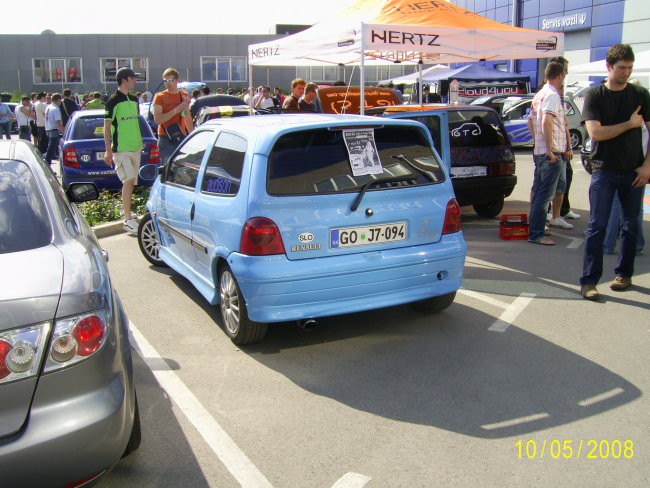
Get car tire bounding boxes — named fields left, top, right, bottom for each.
left=218, top=265, right=267, bottom=345
left=121, top=394, right=141, bottom=458
left=569, top=129, right=582, bottom=150
left=412, top=291, right=456, bottom=314
left=473, top=198, right=504, bottom=218
left=137, top=213, right=167, bottom=267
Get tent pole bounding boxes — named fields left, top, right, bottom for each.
left=248, top=62, right=254, bottom=110
left=360, top=22, right=365, bottom=116
left=418, top=59, right=423, bottom=104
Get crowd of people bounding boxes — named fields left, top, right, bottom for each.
left=1, top=51, right=647, bottom=298
left=527, top=44, right=648, bottom=300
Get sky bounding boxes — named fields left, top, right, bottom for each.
left=4, top=0, right=358, bottom=35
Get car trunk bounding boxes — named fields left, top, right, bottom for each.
left=0, top=246, right=62, bottom=438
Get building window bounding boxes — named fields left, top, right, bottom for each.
left=33, top=58, right=82, bottom=84
left=201, top=57, right=247, bottom=82
left=100, top=57, right=148, bottom=83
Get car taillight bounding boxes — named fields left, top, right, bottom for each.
left=64, top=146, right=80, bottom=168
left=0, top=340, right=13, bottom=379
left=149, top=142, right=161, bottom=164
left=0, top=311, right=110, bottom=385
left=490, top=161, right=516, bottom=176
left=0, top=323, right=51, bottom=385
left=45, top=312, right=108, bottom=371
left=241, top=217, right=286, bottom=255
left=442, top=198, right=462, bottom=235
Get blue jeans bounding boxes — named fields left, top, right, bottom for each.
left=45, top=129, right=61, bottom=166
left=158, top=136, right=181, bottom=165
left=604, top=188, right=646, bottom=253
left=581, top=170, right=643, bottom=285
left=0, top=121, right=11, bottom=139
left=529, top=154, right=564, bottom=241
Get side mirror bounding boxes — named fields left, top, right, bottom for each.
left=67, top=183, right=99, bottom=203
left=139, top=163, right=162, bottom=181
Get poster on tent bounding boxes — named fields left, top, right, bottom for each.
left=343, top=129, right=383, bottom=176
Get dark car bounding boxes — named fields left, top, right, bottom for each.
left=0, top=138, right=140, bottom=487
left=194, top=105, right=255, bottom=127
left=368, top=104, right=516, bottom=218
left=189, top=94, right=248, bottom=119
left=58, top=109, right=160, bottom=190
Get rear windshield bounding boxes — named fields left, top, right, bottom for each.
left=448, top=110, right=509, bottom=148
left=73, top=116, right=149, bottom=139
left=267, top=126, right=445, bottom=195
left=0, top=160, right=52, bottom=253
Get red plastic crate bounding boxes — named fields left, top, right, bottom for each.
left=500, top=213, right=529, bottom=240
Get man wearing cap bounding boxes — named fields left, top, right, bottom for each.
left=104, top=67, right=143, bottom=234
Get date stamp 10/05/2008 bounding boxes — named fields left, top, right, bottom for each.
left=516, top=439, right=635, bottom=460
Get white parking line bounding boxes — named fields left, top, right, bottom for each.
left=129, top=321, right=274, bottom=488
left=331, top=473, right=372, bottom=488
left=488, top=293, right=536, bottom=333
left=130, top=321, right=372, bottom=488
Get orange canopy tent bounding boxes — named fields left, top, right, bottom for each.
left=248, top=0, right=563, bottom=112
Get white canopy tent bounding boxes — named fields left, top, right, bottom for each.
left=248, top=0, right=564, bottom=112
left=569, top=50, right=650, bottom=76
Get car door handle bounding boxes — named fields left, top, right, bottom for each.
left=190, top=203, right=195, bottom=221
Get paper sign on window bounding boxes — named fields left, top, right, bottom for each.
left=343, top=129, right=383, bottom=176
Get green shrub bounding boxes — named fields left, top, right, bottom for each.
left=77, top=188, right=150, bottom=226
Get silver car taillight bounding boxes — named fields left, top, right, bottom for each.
left=0, top=323, right=51, bottom=385
left=0, top=310, right=110, bottom=385
left=44, top=310, right=109, bottom=373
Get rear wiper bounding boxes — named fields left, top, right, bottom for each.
left=392, top=154, right=427, bottom=175
left=351, top=174, right=417, bottom=212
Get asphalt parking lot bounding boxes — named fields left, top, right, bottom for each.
left=96, top=148, right=649, bottom=488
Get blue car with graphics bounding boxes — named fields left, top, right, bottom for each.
left=58, top=109, right=160, bottom=190
left=497, top=96, right=586, bottom=149
left=137, top=114, right=467, bottom=344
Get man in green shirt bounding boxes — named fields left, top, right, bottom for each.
left=85, top=92, right=106, bottom=110
left=104, top=67, right=143, bottom=234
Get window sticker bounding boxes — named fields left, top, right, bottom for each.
left=343, top=129, right=383, bottom=176
left=93, top=126, right=104, bottom=136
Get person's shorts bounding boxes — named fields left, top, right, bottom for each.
left=113, top=151, right=141, bottom=183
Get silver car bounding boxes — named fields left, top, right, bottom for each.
left=0, top=139, right=140, bottom=487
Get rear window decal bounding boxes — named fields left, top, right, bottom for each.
left=343, top=129, right=382, bottom=176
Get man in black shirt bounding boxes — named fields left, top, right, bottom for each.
left=580, top=44, right=650, bottom=300
left=60, top=88, right=79, bottom=127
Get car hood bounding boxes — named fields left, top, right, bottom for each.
left=0, top=245, right=63, bottom=330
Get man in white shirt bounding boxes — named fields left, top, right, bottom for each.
left=14, top=97, right=34, bottom=141
left=44, top=93, right=64, bottom=171
left=34, top=92, right=48, bottom=155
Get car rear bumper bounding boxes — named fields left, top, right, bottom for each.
left=453, top=175, right=517, bottom=206
left=228, top=233, right=467, bottom=322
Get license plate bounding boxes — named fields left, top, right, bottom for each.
left=331, top=221, right=407, bottom=248
left=451, top=166, right=487, bottom=178
left=96, top=151, right=106, bottom=161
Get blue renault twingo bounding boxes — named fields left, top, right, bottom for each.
left=138, top=114, right=467, bottom=344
